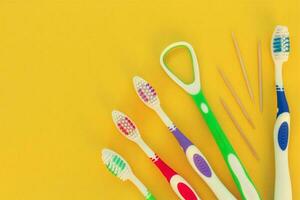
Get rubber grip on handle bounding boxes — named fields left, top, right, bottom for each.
left=170, top=175, right=200, bottom=200
left=277, top=121, right=289, bottom=150
left=190, top=149, right=212, bottom=177
left=153, top=157, right=200, bottom=200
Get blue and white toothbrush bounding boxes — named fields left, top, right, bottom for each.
left=271, top=25, right=292, bottom=200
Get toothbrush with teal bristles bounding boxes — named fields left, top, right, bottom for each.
left=133, top=75, right=236, bottom=200
left=102, top=148, right=156, bottom=200
left=271, top=25, right=292, bottom=200
left=160, top=41, right=261, bottom=200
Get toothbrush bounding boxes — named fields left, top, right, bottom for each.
left=160, top=41, right=261, bottom=200
left=271, top=25, right=292, bottom=200
left=102, top=148, right=156, bottom=200
left=133, top=76, right=236, bottom=200
left=112, top=110, right=201, bottom=200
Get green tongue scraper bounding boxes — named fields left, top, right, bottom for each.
left=160, top=41, right=261, bottom=200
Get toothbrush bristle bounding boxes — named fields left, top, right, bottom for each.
left=133, top=76, right=159, bottom=107
left=117, top=116, right=135, bottom=135
left=273, top=36, right=290, bottom=53
left=101, top=149, right=130, bottom=180
left=112, top=110, right=139, bottom=140
left=272, top=26, right=290, bottom=61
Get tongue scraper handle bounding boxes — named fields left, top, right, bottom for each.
left=160, top=41, right=261, bottom=200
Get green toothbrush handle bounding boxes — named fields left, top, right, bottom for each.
left=145, top=192, right=156, bottom=200
left=192, top=91, right=261, bottom=200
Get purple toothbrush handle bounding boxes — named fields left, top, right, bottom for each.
left=170, top=127, right=193, bottom=152
left=170, top=127, right=237, bottom=200
left=170, top=127, right=212, bottom=177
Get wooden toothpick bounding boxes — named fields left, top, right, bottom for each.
left=217, top=66, right=255, bottom=129
left=220, top=98, right=260, bottom=161
left=231, top=32, right=254, bottom=102
left=258, top=40, right=263, bottom=112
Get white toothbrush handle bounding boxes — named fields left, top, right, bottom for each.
left=274, top=62, right=292, bottom=200
left=186, top=145, right=237, bottom=200
left=274, top=113, right=291, bottom=200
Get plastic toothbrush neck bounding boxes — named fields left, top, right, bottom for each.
left=130, top=174, right=149, bottom=197
left=274, top=61, right=289, bottom=116
left=275, top=62, right=284, bottom=88
left=154, top=105, right=174, bottom=129
left=136, top=137, right=157, bottom=160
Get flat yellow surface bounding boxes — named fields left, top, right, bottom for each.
left=0, top=1, right=299, bottom=200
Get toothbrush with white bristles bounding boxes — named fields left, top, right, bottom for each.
left=101, top=148, right=156, bottom=199
left=112, top=110, right=201, bottom=200
left=271, top=25, right=292, bottom=200
left=133, top=76, right=236, bottom=200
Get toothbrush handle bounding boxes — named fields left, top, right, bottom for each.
left=152, top=155, right=200, bottom=200
left=274, top=88, right=291, bottom=200
left=192, top=91, right=260, bottom=200
left=171, top=127, right=236, bottom=200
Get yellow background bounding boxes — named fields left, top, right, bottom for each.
left=0, top=0, right=299, bottom=199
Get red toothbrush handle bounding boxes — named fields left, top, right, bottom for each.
left=151, top=155, right=201, bottom=200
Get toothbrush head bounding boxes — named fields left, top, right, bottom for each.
left=272, top=25, right=290, bottom=63
left=112, top=110, right=140, bottom=141
left=102, top=148, right=132, bottom=181
left=133, top=76, right=160, bottom=109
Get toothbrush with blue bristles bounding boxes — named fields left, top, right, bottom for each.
left=271, top=25, right=292, bottom=200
